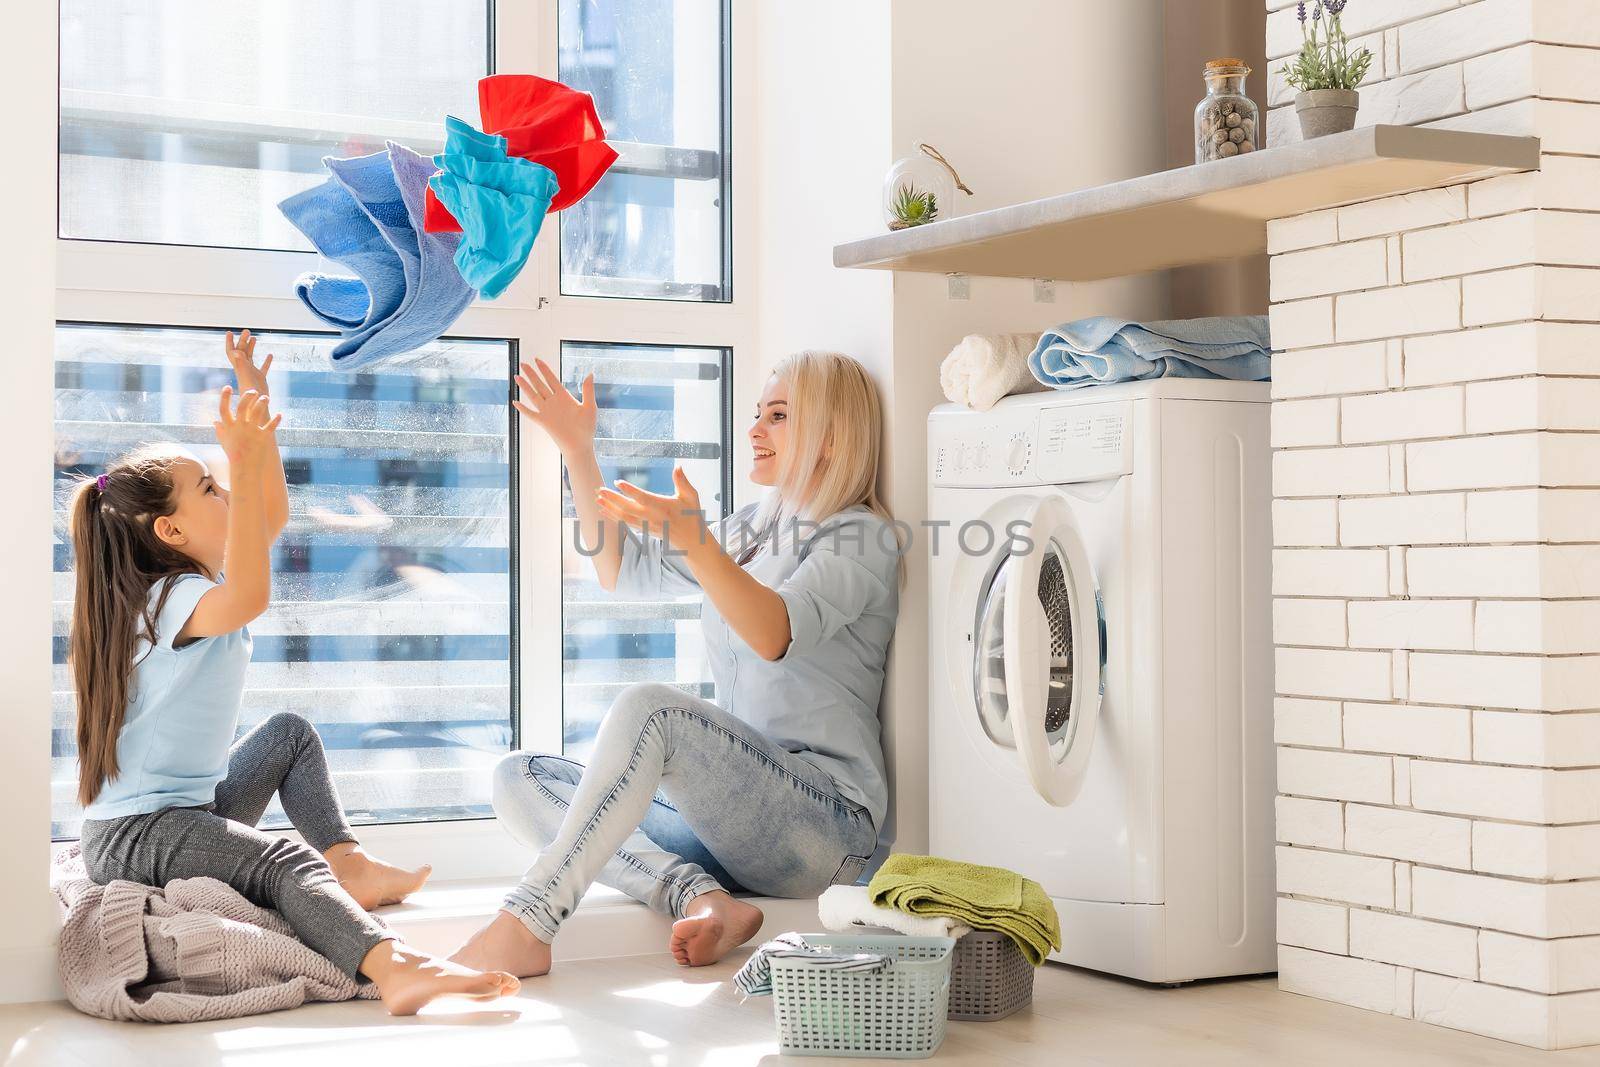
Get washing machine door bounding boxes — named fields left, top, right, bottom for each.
left=1001, top=494, right=1104, bottom=807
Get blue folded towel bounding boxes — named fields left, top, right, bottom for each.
left=1028, top=316, right=1272, bottom=389
left=428, top=116, right=559, bottom=300
left=279, top=142, right=475, bottom=370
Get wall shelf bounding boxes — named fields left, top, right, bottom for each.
left=833, top=125, right=1539, bottom=282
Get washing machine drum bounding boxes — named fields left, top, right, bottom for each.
left=973, top=553, right=1075, bottom=744
left=970, top=496, right=1104, bottom=807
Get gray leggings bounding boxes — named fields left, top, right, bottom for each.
left=80, top=712, right=390, bottom=979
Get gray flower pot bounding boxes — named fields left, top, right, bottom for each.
left=1295, top=88, right=1360, bottom=139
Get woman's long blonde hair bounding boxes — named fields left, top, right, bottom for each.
left=748, top=351, right=899, bottom=570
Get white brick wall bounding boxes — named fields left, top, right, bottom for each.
left=1472, top=822, right=1600, bottom=881
left=1277, top=795, right=1345, bottom=848
left=1278, top=898, right=1349, bottom=953
left=1279, top=945, right=1405, bottom=1014
left=1349, top=909, right=1477, bottom=977
left=1344, top=804, right=1471, bottom=867
left=1267, top=0, right=1600, bottom=1047
left=1342, top=702, right=1470, bottom=757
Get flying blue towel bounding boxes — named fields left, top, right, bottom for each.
left=279, top=142, right=475, bottom=370
left=428, top=116, right=559, bottom=300
left=1028, top=316, right=1272, bottom=389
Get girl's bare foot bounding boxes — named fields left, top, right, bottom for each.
left=670, top=891, right=763, bottom=967
left=325, top=843, right=431, bottom=910
left=360, top=939, right=519, bottom=1017
left=450, top=909, right=553, bottom=979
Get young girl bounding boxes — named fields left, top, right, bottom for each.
left=71, top=331, right=519, bottom=1015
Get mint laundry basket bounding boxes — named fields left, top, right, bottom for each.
left=768, top=934, right=954, bottom=1058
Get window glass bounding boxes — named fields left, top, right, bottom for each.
left=58, top=0, right=488, bottom=251
left=52, top=324, right=515, bottom=839
left=560, top=342, right=729, bottom=754
left=558, top=0, right=731, bottom=302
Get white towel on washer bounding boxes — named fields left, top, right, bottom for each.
left=939, top=332, right=1047, bottom=411
left=819, top=884, right=972, bottom=940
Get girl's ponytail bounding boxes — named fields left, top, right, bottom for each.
left=69, top=449, right=196, bottom=807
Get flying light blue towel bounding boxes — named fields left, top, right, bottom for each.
left=1028, top=316, right=1272, bottom=389
left=278, top=142, right=475, bottom=370
left=428, top=115, right=559, bottom=300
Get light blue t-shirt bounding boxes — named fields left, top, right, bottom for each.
left=613, top=504, right=900, bottom=835
left=82, top=573, right=253, bottom=821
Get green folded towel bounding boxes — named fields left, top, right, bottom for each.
left=867, top=854, right=1061, bottom=966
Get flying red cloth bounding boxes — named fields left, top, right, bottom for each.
left=424, top=74, right=619, bottom=233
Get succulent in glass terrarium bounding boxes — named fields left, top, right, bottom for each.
left=889, top=183, right=939, bottom=230
left=882, top=144, right=970, bottom=231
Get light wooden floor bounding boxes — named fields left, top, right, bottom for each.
left=5, top=952, right=1600, bottom=1066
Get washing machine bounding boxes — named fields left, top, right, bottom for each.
left=927, top=379, right=1276, bottom=983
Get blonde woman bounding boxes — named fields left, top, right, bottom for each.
left=453, top=352, right=901, bottom=978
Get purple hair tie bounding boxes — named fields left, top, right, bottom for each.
left=96, top=474, right=108, bottom=492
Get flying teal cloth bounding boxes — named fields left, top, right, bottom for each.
left=428, top=116, right=559, bottom=300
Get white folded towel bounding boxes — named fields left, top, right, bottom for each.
left=939, top=332, right=1047, bottom=411
left=818, top=884, right=973, bottom=940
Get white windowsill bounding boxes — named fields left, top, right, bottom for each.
left=377, top=879, right=823, bottom=962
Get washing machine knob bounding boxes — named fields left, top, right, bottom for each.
left=1007, top=435, right=1030, bottom=473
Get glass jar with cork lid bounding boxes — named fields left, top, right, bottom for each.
left=1194, top=59, right=1259, bottom=164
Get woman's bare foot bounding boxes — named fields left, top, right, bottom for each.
left=670, top=891, right=764, bottom=967
left=360, top=939, right=520, bottom=1017
left=450, top=909, right=553, bottom=979
left=325, top=843, right=431, bottom=910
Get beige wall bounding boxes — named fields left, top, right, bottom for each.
left=752, top=0, right=1169, bottom=859
left=0, top=0, right=65, bottom=1003
left=749, top=0, right=900, bottom=848
left=1164, top=0, right=1271, bottom=316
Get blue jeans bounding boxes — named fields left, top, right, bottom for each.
left=495, top=683, right=879, bottom=942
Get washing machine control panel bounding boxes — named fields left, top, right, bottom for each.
left=1035, top=401, right=1134, bottom=483
left=933, top=400, right=1134, bottom=487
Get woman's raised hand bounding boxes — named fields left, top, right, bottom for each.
left=213, top=386, right=282, bottom=464
left=597, top=468, right=713, bottom=558
left=514, top=358, right=597, bottom=458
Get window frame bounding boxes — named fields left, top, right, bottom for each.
left=556, top=338, right=734, bottom=756
left=55, top=0, right=500, bottom=256
left=52, top=1, right=757, bottom=882
left=554, top=0, right=735, bottom=304
left=49, top=318, right=524, bottom=842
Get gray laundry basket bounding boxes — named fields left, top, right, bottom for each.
left=769, top=934, right=954, bottom=1058
left=947, top=930, right=1034, bottom=1020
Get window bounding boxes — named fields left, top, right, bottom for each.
left=51, top=2, right=744, bottom=863
left=51, top=325, right=516, bottom=840
left=559, top=342, right=731, bottom=757
left=557, top=0, right=732, bottom=302
left=58, top=0, right=489, bottom=251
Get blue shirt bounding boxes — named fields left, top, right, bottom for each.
left=83, top=574, right=253, bottom=820
left=614, top=503, right=900, bottom=833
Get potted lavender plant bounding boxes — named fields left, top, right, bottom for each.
left=1281, top=0, right=1374, bottom=138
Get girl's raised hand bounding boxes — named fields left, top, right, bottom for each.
left=513, top=358, right=597, bottom=458
left=596, top=468, right=712, bottom=557
left=213, top=386, right=283, bottom=463
left=225, top=329, right=274, bottom=398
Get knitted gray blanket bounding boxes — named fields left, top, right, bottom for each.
left=55, top=861, right=381, bottom=1022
